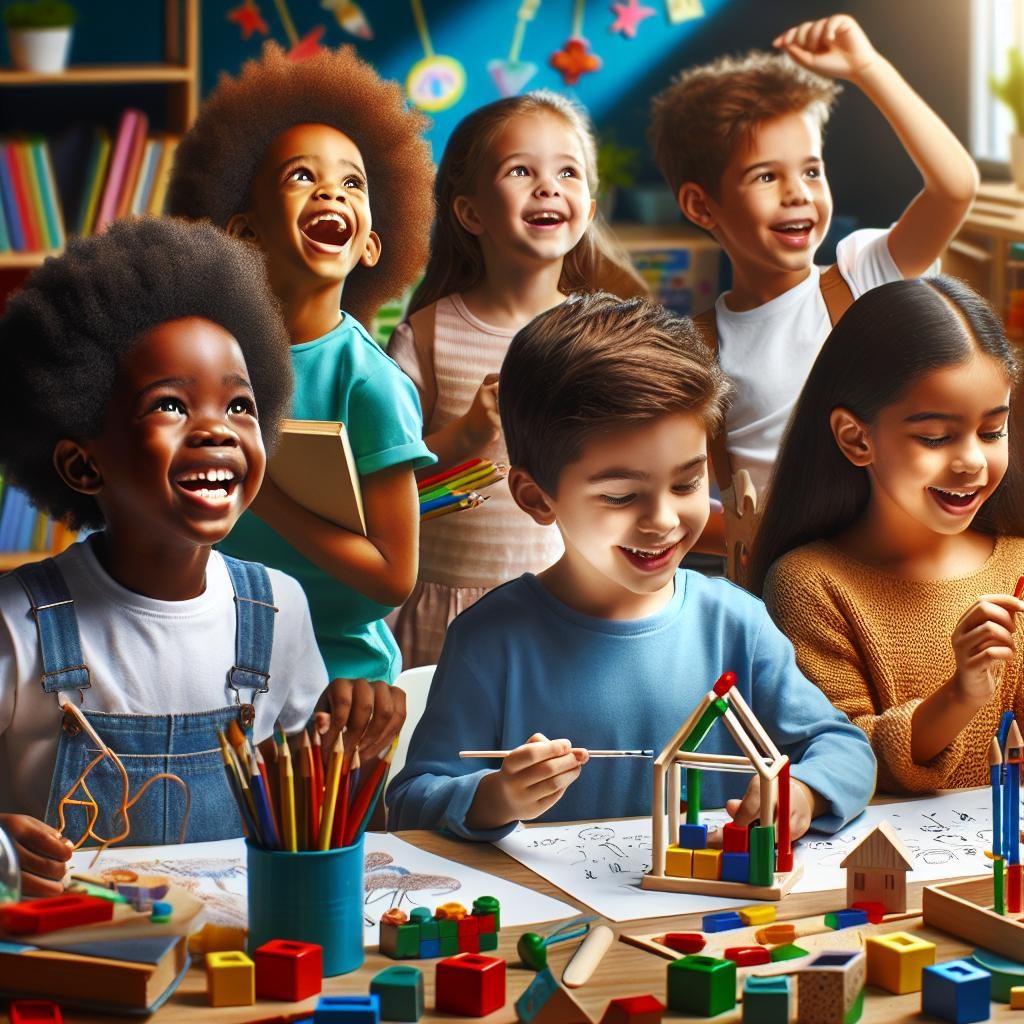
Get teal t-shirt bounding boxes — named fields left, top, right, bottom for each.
left=221, top=315, right=435, bottom=683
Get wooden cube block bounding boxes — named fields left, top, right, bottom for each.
left=370, top=965, right=424, bottom=1022
left=667, top=955, right=736, bottom=1016
left=435, top=953, right=505, bottom=1017
left=921, top=960, right=991, bottom=1024
left=254, top=938, right=323, bottom=1001
left=206, top=950, right=255, bottom=1007
left=738, top=905, right=776, bottom=926
left=9, top=1002, right=63, bottom=1024
left=313, top=994, right=380, bottom=1022
left=722, top=821, right=750, bottom=853
left=1009, top=985, right=1024, bottom=1009
left=748, top=825, right=775, bottom=886
left=865, top=932, right=935, bottom=994
left=664, top=845, right=693, bottom=878
left=677, top=823, right=708, bottom=850
left=797, top=950, right=865, bottom=1024
left=721, top=852, right=750, bottom=883
left=600, top=993, right=664, bottom=1023
left=743, top=975, right=790, bottom=1024
left=379, top=920, right=421, bottom=959
left=692, top=849, right=723, bottom=881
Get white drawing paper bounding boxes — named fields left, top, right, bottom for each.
left=71, top=832, right=575, bottom=945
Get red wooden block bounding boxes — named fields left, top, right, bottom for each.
left=712, top=671, right=737, bottom=696
left=10, top=1002, right=63, bottom=1023
left=722, top=822, right=749, bottom=853
left=723, top=945, right=771, bottom=967
left=600, top=993, right=665, bottom=1024
left=472, top=912, right=496, bottom=935
left=662, top=932, right=705, bottom=955
left=435, top=952, right=505, bottom=1016
left=850, top=900, right=888, bottom=924
left=253, top=938, right=323, bottom=1002
left=0, top=894, right=114, bottom=935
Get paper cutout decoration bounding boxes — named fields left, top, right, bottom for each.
left=550, top=36, right=602, bottom=86
left=287, top=24, right=326, bottom=60
left=610, top=0, right=656, bottom=38
left=321, top=0, right=373, bottom=39
left=227, top=0, right=269, bottom=39
left=406, top=0, right=466, bottom=111
left=665, top=0, right=704, bottom=23
left=488, top=0, right=541, bottom=97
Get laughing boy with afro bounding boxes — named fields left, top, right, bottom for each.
left=168, top=44, right=437, bottom=755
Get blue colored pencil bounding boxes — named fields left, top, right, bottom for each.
left=419, top=490, right=480, bottom=515
left=250, top=755, right=282, bottom=849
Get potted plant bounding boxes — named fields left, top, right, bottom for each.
left=990, top=46, right=1024, bottom=188
left=4, top=0, right=77, bottom=73
left=596, top=139, right=638, bottom=221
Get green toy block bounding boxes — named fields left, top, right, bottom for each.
left=437, top=919, right=458, bottom=939
left=479, top=931, right=499, bottom=952
left=418, top=919, right=439, bottom=941
left=743, top=975, right=790, bottom=1024
left=681, top=698, right=729, bottom=752
left=667, top=955, right=736, bottom=1016
left=770, top=943, right=809, bottom=962
left=370, top=965, right=424, bottom=1022
left=748, top=824, right=776, bottom=886
left=380, top=921, right=422, bottom=959
left=844, top=987, right=864, bottom=1024
left=439, top=933, right=459, bottom=957
left=473, top=896, right=501, bottom=931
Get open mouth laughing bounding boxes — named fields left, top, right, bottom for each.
left=300, top=211, right=354, bottom=251
left=928, top=486, right=982, bottom=515
left=618, top=542, right=680, bottom=572
left=523, top=210, right=567, bottom=229
left=770, top=219, right=814, bottom=248
left=175, top=467, right=241, bottom=509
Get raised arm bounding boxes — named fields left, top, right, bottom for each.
left=776, top=14, right=978, bottom=278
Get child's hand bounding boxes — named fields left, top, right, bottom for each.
left=773, top=15, right=880, bottom=81
left=467, top=734, right=586, bottom=830
left=950, top=594, right=1024, bottom=707
left=0, top=813, right=73, bottom=897
left=724, top=776, right=822, bottom=842
left=462, top=373, right=501, bottom=451
left=316, top=678, right=407, bottom=761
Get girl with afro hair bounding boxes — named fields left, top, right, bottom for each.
left=168, top=44, right=436, bottom=750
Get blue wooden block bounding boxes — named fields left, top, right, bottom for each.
left=720, top=852, right=750, bottom=883
left=314, top=994, right=381, bottom=1023
left=418, top=938, right=441, bottom=959
left=743, top=974, right=790, bottom=1024
left=702, top=911, right=743, bottom=933
left=921, top=960, right=991, bottom=1024
left=678, top=823, right=708, bottom=850
left=824, top=907, right=869, bottom=930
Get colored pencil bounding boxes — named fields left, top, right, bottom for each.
left=1006, top=721, right=1023, bottom=913
left=217, top=731, right=252, bottom=840
left=344, top=741, right=397, bottom=847
left=253, top=739, right=281, bottom=842
left=317, top=734, right=345, bottom=851
left=991, top=735, right=1005, bottom=914
left=459, top=748, right=654, bottom=759
left=421, top=494, right=489, bottom=522
left=1014, top=575, right=1024, bottom=600
left=276, top=727, right=298, bottom=853
left=418, top=462, right=502, bottom=502
left=299, top=731, right=316, bottom=851
left=251, top=750, right=281, bottom=849
left=225, top=735, right=259, bottom=837
left=420, top=490, right=483, bottom=515
left=227, top=718, right=251, bottom=772
left=417, top=457, right=482, bottom=491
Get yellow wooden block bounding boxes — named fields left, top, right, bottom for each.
left=864, top=932, right=935, bottom=994
left=1010, top=985, right=1024, bottom=1009
left=739, top=905, right=776, bottom=926
left=692, top=848, right=723, bottom=881
left=665, top=845, right=693, bottom=877
left=206, top=950, right=255, bottom=1007
left=435, top=901, right=468, bottom=920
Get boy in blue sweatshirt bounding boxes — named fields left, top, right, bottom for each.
left=388, top=294, right=875, bottom=840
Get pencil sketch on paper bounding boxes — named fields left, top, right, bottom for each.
left=363, top=850, right=460, bottom=923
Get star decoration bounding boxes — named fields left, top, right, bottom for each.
left=226, top=1, right=269, bottom=40
left=549, top=37, right=602, bottom=87
left=287, top=25, right=326, bottom=61
left=610, top=0, right=656, bottom=39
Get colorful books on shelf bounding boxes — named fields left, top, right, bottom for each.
left=0, top=481, right=73, bottom=557
left=0, top=112, right=180, bottom=254
left=0, top=934, right=189, bottom=1015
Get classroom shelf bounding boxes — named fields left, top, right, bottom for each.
left=0, top=550, right=52, bottom=571
left=0, top=63, right=194, bottom=86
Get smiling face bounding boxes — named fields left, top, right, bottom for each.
left=699, top=110, right=832, bottom=295
left=63, top=316, right=266, bottom=555
left=519, top=411, right=711, bottom=619
left=236, top=122, right=380, bottom=294
left=454, top=109, right=596, bottom=267
left=840, top=352, right=1011, bottom=544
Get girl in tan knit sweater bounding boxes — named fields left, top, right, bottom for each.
left=752, top=276, right=1024, bottom=793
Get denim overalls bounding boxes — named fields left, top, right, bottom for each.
left=13, top=553, right=277, bottom=846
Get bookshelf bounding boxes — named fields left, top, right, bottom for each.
left=0, top=0, right=198, bottom=569
left=0, top=0, right=198, bottom=271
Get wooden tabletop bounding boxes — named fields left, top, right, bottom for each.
left=41, top=826, right=1022, bottom=1024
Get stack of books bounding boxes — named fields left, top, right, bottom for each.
left=0, top=481, right=74, bottom=555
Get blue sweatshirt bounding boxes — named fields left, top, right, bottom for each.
left=387, top=571, right=876, bottom=840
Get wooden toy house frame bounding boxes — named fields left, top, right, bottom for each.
left=644, top=672, right=804, bottom=900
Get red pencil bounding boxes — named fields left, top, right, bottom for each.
left=1014, top=575, right=1024, bottom=599
left=330, top=748, right=356, bottom=849
left=416, top=457, right=482, bottom=491
left=343, top=743, right=395, bottom=846
left=311, top=727, right=324, bottom=827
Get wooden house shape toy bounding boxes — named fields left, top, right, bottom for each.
left=840, top=821, right=912, bottom=914
left=644, top=672, right=803, bottom=900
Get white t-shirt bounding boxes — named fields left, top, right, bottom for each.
left=716, top=228, right=904, bottom=498
left=0, top=539, right=328, bottom=820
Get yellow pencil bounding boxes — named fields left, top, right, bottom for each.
left=421, top=494, right=489, bottom=522
left=418, top=460, right=495, bottom=498
left=316, top=733, right=345, bottom=851
left=276, top=726, right=298, bottom=853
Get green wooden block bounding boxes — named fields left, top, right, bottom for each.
left=395, top=923, right=421, bottom=958
left=743, top=975, right=790, bottom=1024
left=844, top=987, right=864, bottom=1023
left=667, top=955, right=736, bottom=1016
left=439, top=934, right=459, bottom=956
left=371, top=965, right=424, bottom=1021
left=437, top=919, right=458, bottom=938
left=473, top=896, right=501, bottom=931
left=749, top=824, right=775, bottom=886
left=770, top=943, right=808, bottom=962
left=409, top=907, right=432, bottom=923
left=479, top=930, right=499, bottom=952
left=418, top=919, right=439, bottom=941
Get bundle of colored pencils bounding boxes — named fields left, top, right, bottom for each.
left=217, top=720, right=396, bottom=851
left=418, top=458, right=506, bottom=521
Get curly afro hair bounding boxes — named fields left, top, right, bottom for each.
left=0, top=217, right=293, bottom=531
left=167, top=43, right=435, bottom=327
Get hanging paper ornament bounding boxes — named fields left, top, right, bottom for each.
left=665, top=0, right=704, bottom=23
left=487, top=0, right=541, bottom=98
left=609, top=0, right=656, bottom=38
left=227, top=0, right=269, bottom=39
left=288, top=24, right=326, bottom=60
left=550, top=0, right=602, bottom=87
left=321, top=0, right=374, bottom=40
left=406, top=0, right=467, bottom=112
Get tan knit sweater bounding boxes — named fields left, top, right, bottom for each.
left=764, top=535, right=1024, bottom=793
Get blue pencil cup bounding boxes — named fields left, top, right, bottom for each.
left=246, top=836, right=365, bottom=976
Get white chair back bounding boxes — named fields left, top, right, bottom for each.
left=389, top=664, right=436, bottom=786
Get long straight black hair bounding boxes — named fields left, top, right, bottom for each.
left=750, top=275, right=1024, bottom=595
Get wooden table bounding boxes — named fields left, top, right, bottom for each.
left=44, top=827, right=1022, bottom=1023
